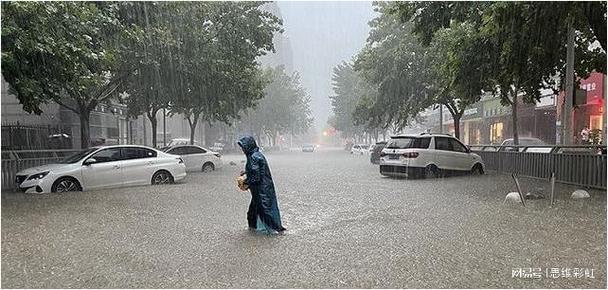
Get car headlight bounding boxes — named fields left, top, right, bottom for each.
left=27, top=171, right=49, bottom=180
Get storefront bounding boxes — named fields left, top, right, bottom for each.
left=556, top=72, right=606, bottom=144
left=482, top=97, right=510, bottom=144
left=461, top=103, right=483, bottom=145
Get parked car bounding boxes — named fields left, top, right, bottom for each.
left=210, top=142, right=225, bottom=153
left=351, top=144, right=370, bottom=155
left=499, top=137, right=546, bottom=152
left=302, top=144, right=315, bottom=152
left=344, top=141, right=353, bottom=151
left=15, top=145, right=186, bottom=193
left=370, top=141, right=387, bottom=164
left=167, top=138, right=198, bottom=147
left=162, top=145, right=222, bottom=172
left=379, top=133, right=485, bottom=178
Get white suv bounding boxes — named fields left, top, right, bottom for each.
left=379, top=134, right=485, bottom=178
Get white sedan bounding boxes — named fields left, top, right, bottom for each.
left=15, top=145, right=187, bottom=193
left=162, top=145, right=223, bottom=172
left=350, top=144, right=370, bottom=155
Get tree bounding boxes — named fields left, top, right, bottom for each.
left=2, top=2, right=133, bottom=148
left=391, top=1, right=606, bottom=144
left=237, top=66, right=313, bottom=147
left=167, top=2, right=283, bottom=145
left=427, top=22, right=488, bottom=138
left=329, top=61, right=369, bottom=139
left=353, top=4, right=435, bottom=133
left=118, top=2, right=176, bottom=147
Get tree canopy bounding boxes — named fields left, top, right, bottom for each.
left=2, top=2, right=133, bottom=148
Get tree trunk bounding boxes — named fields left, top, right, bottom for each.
left=148, top=112, right=158, bottom=148
left=79, top=112, right=91, bottom=149
left=187, top=112, right=200, bottom=145
left=452, top=114, right=461, bottom=139
left=512, top=93, right=519, bottom=145
left=188, top=120, right=197, bottom=145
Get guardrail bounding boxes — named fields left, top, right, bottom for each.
left=470, top=145, right=607, bottom=189
left=1, top=149, right=81, bottom=191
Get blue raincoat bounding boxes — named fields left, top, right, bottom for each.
left=237, top=136, right=286, bottom=233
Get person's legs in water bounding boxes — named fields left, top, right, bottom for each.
left=247, top=193, right=257, bottom=230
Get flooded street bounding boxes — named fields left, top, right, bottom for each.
left=2, top=148, right=606, bottom=288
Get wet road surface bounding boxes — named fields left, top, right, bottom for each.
left=2, top=148, right=606, bottom=288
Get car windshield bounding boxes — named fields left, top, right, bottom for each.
left=60, top=148, right=97, bottom=164
left=386, top=137, right=430, bottom=149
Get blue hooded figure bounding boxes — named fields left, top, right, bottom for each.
left=237, top=136, right=286, bottom=234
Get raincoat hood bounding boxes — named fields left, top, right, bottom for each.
left=238, top=135, right=259, bottom=155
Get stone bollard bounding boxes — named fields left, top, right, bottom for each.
left=571, top=189, right=590, bottom=199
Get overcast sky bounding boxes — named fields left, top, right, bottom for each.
left=276, top=1, right=376, bottom=132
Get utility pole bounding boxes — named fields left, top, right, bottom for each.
left=163, top=108, right=167, bottom=147
left=439, top=104, right=444, bottom=134
left=563, top=20, right=575, bottom=145
left=142, top=117, right=147, bottom=146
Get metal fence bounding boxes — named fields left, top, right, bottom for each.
left=470, top=145, right=607, bottom=189
left=1, top=149, right=81, bottom=191
left=1, top=122, right=72, bottom=150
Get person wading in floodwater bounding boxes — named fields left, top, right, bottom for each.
left=237, top=135, right=286, bottom=235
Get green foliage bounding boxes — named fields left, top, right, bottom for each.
left=237, top=66, right=313, bottom=145
left=351, top=3, right=487, bottom=138
left=354, top=4, right=434, bottom=131
left=2, top=2, right=133, bottom=147
left=389, top=1, right=606, bottom=142
left=329, top=61, right=372, bottom=138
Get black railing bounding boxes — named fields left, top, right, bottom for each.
left=470, top=145, right=607, bottom=189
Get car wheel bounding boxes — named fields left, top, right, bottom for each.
left=152, top=170, right=174, bottom=185
left=51, top=177, right=82, bottom=193
left=471, top=164, right=484, bottom=175
left=202, top=162, right=215, bottom=172
left=424, top=165, right=439, bottom=179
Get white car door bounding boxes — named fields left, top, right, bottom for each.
left=81, top=148, right=123, bottom=190
left=121, top=147, right=158, bottom=185
left=168, top=147, right=193, bottom=171
left=183, top=146, right=206, bottom=171
left=433, top=137, right=458, bottom=171
left=449, top=138, right=474, bottom=171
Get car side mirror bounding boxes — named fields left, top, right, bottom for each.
left=83, top=158, right=97, bottom=166
left=466, top=146, right=472, bottom=153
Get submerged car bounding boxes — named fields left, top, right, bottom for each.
left=379, top=133, right=485, bottom=178
left=15, top=145, right=186, bottom=193
left=302, top=144, right=315, bottom=152
left=499, top=137, right=547, bottom=152
left=162, top=145, right=222, bottom=172
left=370, top=141, right=387, bottom=164
left=350, top=144, right=370, bottom=155
left=167, top=138, right=199, bottom=147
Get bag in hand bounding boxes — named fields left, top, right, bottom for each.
left=236, top=174, right=249, bottom=191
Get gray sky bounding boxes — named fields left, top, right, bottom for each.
left=276, top=1, right=376, bottom=132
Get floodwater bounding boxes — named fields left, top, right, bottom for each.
left=1, top=148, right=606, bottom=288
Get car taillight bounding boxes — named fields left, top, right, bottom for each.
left=402, top=152, right=419, bottom=158
left=177, top=158, right=184, bottom=164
